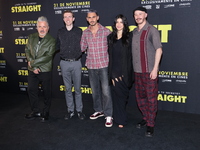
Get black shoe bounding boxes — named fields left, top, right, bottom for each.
left=25, top=112, right=41, bottom=120
left=77, top=112, right=85, bottom=120
left=64, top=111, right=74, bottom=120
left=41, top=112, right=49, bottom=122
left=136, top=119, right=147, bottom=129
left=145, top=126, right=154, bottom=137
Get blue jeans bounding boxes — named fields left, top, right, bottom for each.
left=88, top=67, right=112, bottom=117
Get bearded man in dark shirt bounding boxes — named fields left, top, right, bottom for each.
left=57, top=10, right=85, bottom=120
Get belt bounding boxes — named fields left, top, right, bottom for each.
left=61, top=58, right=79, bottom=62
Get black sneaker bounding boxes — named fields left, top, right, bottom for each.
left=64, top=111, right=74, bottom=120
left=41, top=112, right=49, bottom=122
left=77, top=112, right=85, bottom=120
left=145, top=126, right=154, bottom=137
left=136, top=119, right=147, bottom=129
left=25, top=112, right=41, bottom=120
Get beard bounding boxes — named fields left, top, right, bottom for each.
left=136, top=18, right=144, bottom=24
left=89, top=21, right=97, bottom=26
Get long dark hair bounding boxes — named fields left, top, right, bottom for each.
left=108, top=14, right=130, bottom=47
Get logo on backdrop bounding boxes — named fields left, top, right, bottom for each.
left=0, top=47, right=4, bottom=53
left=0, top=60, right=6, bottom=69
left=0, top=74, right=7, bottom=82
left=11, top=2, right=41, bottom=13
left=16, top=53, right=27, bottom=63
left=18, top=69, right=28, bottom=76
left=159, top=71, right=188, bottom=84
left=19, top=82, right=28, bottom=91
left=158, top=91, right=187, bottom=103
left=13, top=20, right=36, bottom=32
left=80, top=24, right=171, bottom=43
left=58, top=65, right=91, bottom=94
left=141, top=0, right=193, bottom=10
left=82, top=67, right=89, bottom=77
left=15, top=36, right=28, bottom=45
left=53, top=1, right=91, bottom=14
left=158, top=71, right=188, bottom=103
left=57, top=66, right=89, bottom=77
left=0, top=30, right=2, bottom=40
left=60, top=85, right=92, bottom=94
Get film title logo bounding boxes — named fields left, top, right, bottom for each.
left=129, top=24, right=172, bottom=43
left=18, top=70, right=28, bottom=76
left=15, top=38, right=28, bottom=45
left=158, top=94, right=187, bottom=103
left=80, top=24, right=172, bottom=43
left=0, top=48, right=4, bottom=53
left=0, top=76, right=7, bottom=82
left=11, top=5, right=41, bottom=13
left=60, top=85, right=92, bottom=94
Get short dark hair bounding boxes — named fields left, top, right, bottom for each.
left=87, top=9, right=98, bottom=16
left=63, top=10, right=74, bottom=17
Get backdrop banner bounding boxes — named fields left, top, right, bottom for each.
left=0, top=0, right=199, bottom=114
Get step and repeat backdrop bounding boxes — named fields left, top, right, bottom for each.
left=0, top=0, right=199, bottom=114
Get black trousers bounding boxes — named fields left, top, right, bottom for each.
left=28, top=71, right=52, bottom=114
left=111, top=79, right=129, bottom=125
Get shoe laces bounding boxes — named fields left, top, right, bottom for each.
left=105, top=117, right=112, bottom=123
left=93, top=112, right=101, bottom=116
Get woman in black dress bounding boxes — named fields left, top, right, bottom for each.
left=108, top=14, right=134, bottom=128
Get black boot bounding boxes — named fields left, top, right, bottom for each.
left=145, top=126, right=154, bottom=137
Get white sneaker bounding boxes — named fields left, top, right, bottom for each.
left=105, top=116, right=113, bottom=127
left=90, top=112, right=104, bottom=119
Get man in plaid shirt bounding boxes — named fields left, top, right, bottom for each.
left=81, top=9, right=113, bottom=127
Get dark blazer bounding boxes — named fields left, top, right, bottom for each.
left=107, top=32, right=134, bottom=88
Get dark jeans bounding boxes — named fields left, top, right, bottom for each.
left=27, top=71, right=52, bottom=114
left=88, top=67, right=113, bottom=117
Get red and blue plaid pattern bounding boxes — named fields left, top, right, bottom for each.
left=135, top=72, right=158, bottom=127
left=81, top=23, right=111, bottom=69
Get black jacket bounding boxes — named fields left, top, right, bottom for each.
left=107, top=32, right=134, bottom=88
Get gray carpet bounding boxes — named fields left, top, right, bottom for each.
left=0, top=92, right=200, bottom=150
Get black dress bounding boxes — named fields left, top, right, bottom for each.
left=108, top=36, right=133, bottom=126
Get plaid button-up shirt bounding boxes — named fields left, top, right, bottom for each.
left=81, top=23, right=111, bottom=69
